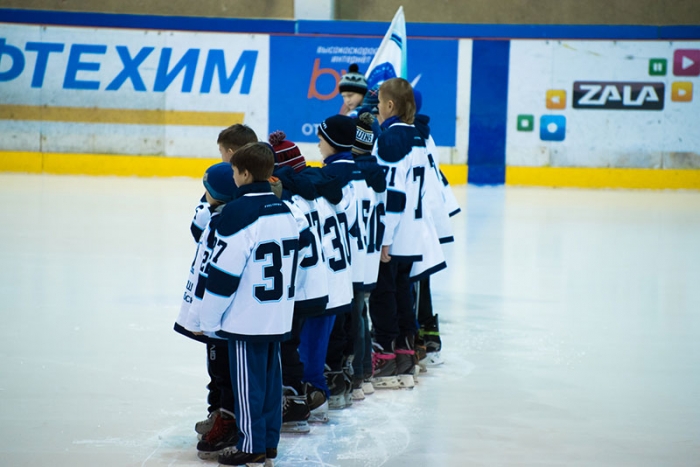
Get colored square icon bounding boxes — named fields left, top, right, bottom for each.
left=546, top=90, right=567, bottom=109
left=649, top=58, right=667, bottom=76
left=673, top=49, right=700, bottom=76
left=517, top=114, right=534, bottom=131
left=671, top=82, right=693, bottom=102
left=540, top=115, right=566, bottom=142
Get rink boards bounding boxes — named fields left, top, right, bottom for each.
left=0, top=13, right=699, bottom=188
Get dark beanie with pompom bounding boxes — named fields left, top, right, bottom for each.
left=338, top=64, right=368, bottom=96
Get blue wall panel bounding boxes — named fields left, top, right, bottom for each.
left=467, top=40, right=510, bottom=185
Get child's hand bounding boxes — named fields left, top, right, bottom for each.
left=380, top=245, right=391, bottom=263
left=192, top=331, right=204, bottom=336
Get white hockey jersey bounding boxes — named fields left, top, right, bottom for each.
left=283, top=196, right=329, bottom=312
left=373, top=121, right=446, bottom=280
left=176, top=208, right=226, bottom=342
left=421, top=134, right=455, bottom=245
left=198, top=182, right=299, bottom=342
left=303, top=161, right=356, bottom=315
left=351, top=155, right=387, bottom=290
left=424, top=133, right=461, bottom=219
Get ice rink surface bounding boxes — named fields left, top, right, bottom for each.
left=1, top=173, right=699, bottom=467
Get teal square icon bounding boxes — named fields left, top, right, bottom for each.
left=649, top=58, right=667, bottom=76
left=517, top=114, right=534, bottom=132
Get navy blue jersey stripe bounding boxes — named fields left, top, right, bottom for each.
left=195, top=273, right=207, bottom=298
left=386, top=190, right=406, bottom=213
left=190, top=223, right=204, bottom=242
left=173, top=322, right=218, bottom=345
left=325, top=303, right=352, bottom=315
left=218, top=197, right=292, bottom=237
left=391, top=254, right=423, bottom=262
left=294, top=296, right=329, bottom=311
left=205, top=264, right=241, bottom=297
left=410, top=262, right=448, bottom=282
left=216, top=330, right=292, bottom=342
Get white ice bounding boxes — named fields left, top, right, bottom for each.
left=1, top=174, right=699, bottom=466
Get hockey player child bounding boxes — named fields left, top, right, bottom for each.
left=267, top=130, right=328, bottom=433
left=338, top=63, right=368, bottom=117
left=315, top=114, right=361, bottom=410
left=191, top=124, right=258, bottom=242
left=369, top=78, right=446, bottom=390
left=411, top=90, right=461, bottom=369
left=198, top=142, right=301, bottom=467
left=348, top=112, right=387, bottom=400
left=187, top=124, right=258, bottom=440
left=175, top=162, right=240, bottom=459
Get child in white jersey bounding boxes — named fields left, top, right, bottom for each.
left=369, top=78, right=446, bottom=390
left=197, top=143, right=301, bottom=467
left=175, top=162, right=240, bottom=459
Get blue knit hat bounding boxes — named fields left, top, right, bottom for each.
left=362, top=84, right=380, bottom=115
left=203, top=162, right=237, bottom=202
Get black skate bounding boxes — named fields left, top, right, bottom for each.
left=281, top=386, right=310, bottom=434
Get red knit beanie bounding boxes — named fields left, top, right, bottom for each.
left=268, top=130, right=306, bottom=173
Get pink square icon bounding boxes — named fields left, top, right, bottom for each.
left=673, top=49, right=700, bottom=76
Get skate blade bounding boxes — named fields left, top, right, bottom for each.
left=309, top=412, right=329, bottom=423
left=281, top=421, right=310, bottom=434
left=328, top=394, right=347, bottom=410
left=371, top=376, right=401, bottom=389
left=397, top=374, right=415, bottom=389
left=420, top=352, right=445, bottom=367
left=309, top=401, right=329, bottom=423
left=197, top=450, right=221, bottom=460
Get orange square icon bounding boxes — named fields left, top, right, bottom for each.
left=671, top=81, right=693, bottom=102
left=546, top=89, right=567, bottom=109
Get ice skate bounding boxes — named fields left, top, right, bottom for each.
left=420, top=348, right=444, bottom=367
left=419, top=314, right=444, bottom=367
left=281, top=386, right=310, bottom=434
left=264, top=448, right=276, bottom=467
left=395, top=349, right=416, bottom=389
left=342, top=357, right=355, bottom=407
left=361, top=376, right=375, bottom=395
left=217, top=446, right=265, bottom=466
left=325, top=366, right=348, bottom=410
left=305, top=383, right=329, bottom=423
left=351, top=376, right=365, bottom=400
left=197, top=409, right=238, bottom=460
left=414, top=340, right=430, bottom=372
left=371, top=344, right=400, bottom=389
left=195, top=409, right=220, bottom=436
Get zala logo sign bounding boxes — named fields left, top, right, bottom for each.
left=572, top=81, right=665, bottom=111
